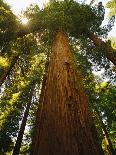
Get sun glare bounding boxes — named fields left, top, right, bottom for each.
left=21, top=17, right=28, bottom=25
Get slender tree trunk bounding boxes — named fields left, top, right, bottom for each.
left=32, top=31, right=103, bottom=155
left=90, top=122, right=104, bottom=154
left=12, top=85, right=35, bottom=155
left=0, top=55, right=19, bottom=87
left=88, top=32, right=116, bottom=66
left=96, top=110, right=115, bottom=155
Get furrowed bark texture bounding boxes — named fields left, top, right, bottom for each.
left=31, top=59, right=49, bottom=154
left=32, top=31, right=103, bottom=155
left=3, top=22, right=116, bottom=67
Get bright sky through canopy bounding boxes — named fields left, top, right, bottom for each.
left=4, top=0, right=116, bottom=37
left=4, top=0, right=49, bottom=15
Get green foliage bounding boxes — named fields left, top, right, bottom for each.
left=0, top=77, right=42, bottom=153
left=0, top=56, right=9, bottom=75
left=92, top=81, right=116, bottom=150
left=109, top=37, right=116, bottom=50
left=97, top=84, right=116, bottom=128
left=25, top=0, right=105, bottom=37
left=0, top=0, right=115, bottom=154
left=0, top=35, right=45, bottom=153
left=0, top=6, right=17, bottom=48
left=72, top=36, right=116, bottom=151
left=0, top=0, right=10, bottom=10
left=106, top=0, right=116, bottom=16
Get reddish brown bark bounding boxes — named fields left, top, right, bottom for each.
left=4, top=27, right=116, bottom=66
left=31, top=57, right=49, bottom=153
left=88, top=32, right=116, bottom=66
left=32, top=31, right=103, bottom=155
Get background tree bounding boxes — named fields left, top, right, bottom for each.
left=0, top=0, right=115, bottom=154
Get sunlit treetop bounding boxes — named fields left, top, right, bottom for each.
left=24, top=0, right=105, bottom=38
left=106, top=0, right=116, bottom=16
left=0, top=0, right=10, bottom=10
left=0, top=56, right=9, bottom=68
left=0, top=0, right=19, bottom=49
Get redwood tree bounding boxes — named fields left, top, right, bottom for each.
left=32, top=31, right=103, bottom=155
left=12, top=84, right=35, bottom=155
left=0, top=0, right=115, bottom=154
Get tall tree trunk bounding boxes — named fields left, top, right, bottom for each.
left=90, top=122, right=104, bottom=154
left=12, top=85, right=35, bottom=155
left=95, top=110, right=115, bottom=155
left=0, top=55, right=19, bottom=87
left=32, top=31, right=103, bottom=155
left=88, top=32, right=116, bottom=66
left=31, top=55, right=49, bottom=153
left=5, top=26, right=116, bottom=66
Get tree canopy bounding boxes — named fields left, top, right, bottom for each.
left=0, top=0, right=115, bottom=154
